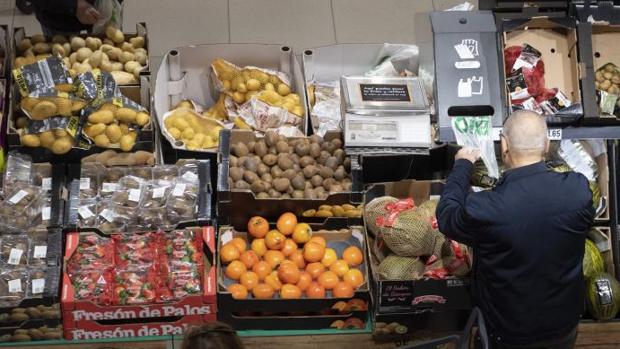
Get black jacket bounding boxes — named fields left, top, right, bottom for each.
left=31, top=0, right=94, bottom=33
left=437, top=160, right=595, bottom=345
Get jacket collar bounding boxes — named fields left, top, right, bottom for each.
left=497, top=161, right=548, bottom=185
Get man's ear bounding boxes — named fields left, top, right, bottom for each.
left=501, top=136, right=508, bottom=155
left=544, top=139, right=550, bottom=156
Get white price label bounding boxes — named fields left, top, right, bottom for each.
left=173, top=183, right=186, bottom=197
left=8, top=248, right=23, bottom=265
left=548, top=129, right=562, bottom=140
left=32, top=278, right=45, bottom=294
left=220, top=230, right=233, bottom=245
left=33, top=245, right=47, bottom=259
left=8, top=190, right=28, bottom=204
left=153, top=187, right=167, bottom=199
left=128, top=189, right=141, bottom=202
left=8, top=279, right=22, bottom=293
left=182, top=171, right=198, bottom=182
left=78, top=206, right=95, bottom=219
left=42, top=207, right=51, bottom=221
left=99, top=209, right=114, bottom=222
left=79, top=177, right=91, bottom=190
left=41, top=178, right=52, bottom=191
left=101, top=182, right=118, bottom=192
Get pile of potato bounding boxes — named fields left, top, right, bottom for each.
left=14, top=26, right=147, bottom=85
left=163, top=101, right=224, bottom=150
left=20, top=96, right=86, bottom=120
left=228, top=131, right=352, bottom=199
left=20, top=129, right=75, bottom=155
left=302, top=204, right=363, bottom=218
left=82, top=104, right=149, bottom=151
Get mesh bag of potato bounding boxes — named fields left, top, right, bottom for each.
left=377, top=255, right=426, bottom=280
left=20, top=90, right=86, bottom=121
left=20, top=117, right=78, bottom=155
left=162, top=104, right=224, bottom=152
left=595, top=63, right=620, bottom=116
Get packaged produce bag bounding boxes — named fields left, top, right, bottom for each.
left=451, top=116, right=499, bottom=180
left=595, top=63, right=620, bottom=116
left=19, top=117, right=79, bottom=155
left=162, top=107, right=224, bottom=151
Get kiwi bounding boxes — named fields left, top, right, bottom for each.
left=318, top=151, right=331, bottom=165
left=263, top=154, right=277, bottom=166
left=321, top=141, right=331, bottom=151
left=334, top=166, right=346, bottom=181
left=230, top=167, right=244, bottom=182
left=271, top=165, right=283, bottom=178
left=265, top=131, right=278, bottom=147
left=303, top=165, right=318, bottom=179
left=289, top=153, right=300, bottom=165
left=310, top=135, right=323, bottom=144
left=323, top=178, right=337, bottom=191
left=300, top=156, right=315, bottom=167
left=235, top=180, right=251, bottom=189
left=273, top=177, right=291, bottom=192
left=325, top=156, right=339, bottom=170
left=295, top=142, right=309, bottom=156
left=243, top=171, right=259, bottom=183
left=276, top=140, right=289, bottom=153
left=283, top=169, right=297, bottom=180
left=304, top=188, right=317, bottom=199
left=311, top=175, right=323, bottom=187
left=251, top=180, right=268, bottom=193
left=291, top=175, right=305, bottom=190
left=277, top=156, right=293, bottom=170
left=255, top=141, right=268, bottom=157
left=309, top=143, right=321, bottom=158
left=230, top=155, right=239, bottom=168
left=261, top=173, right=273, bottom=182
left=329, top=138, right=343, bottom=152
left=257, top=192, right=270, bottom=199
left=268, top=189, right=282, bottom=198
left=292, top=190, right=304, bottom=199
left=233, top=142, right=249, bottom=157
left=244, top=158, right=258, bottom=172
left=257, top=163, right=270, bottom=176
left=319, top=166, right=334, bottom=179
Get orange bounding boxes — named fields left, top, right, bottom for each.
left=292, top=223, right=312, bottom=244
left=220, top=244, right=240, bottom=264
left=329, top=260, right=350, bottom=277
left=248, top=216, right=269, bottom=238
left=305, top=262, right=326, bottom=279
left=251, top=239, right=267, bottom=257
left=265, top=271, right=282, bottom=291
left=228, top=283, right=248, bottom=300
left=296, top=271, right=312, bottom=291
left=265, top=230, right=286, bottom=250
left=288, top=250, right=306, bottom=269
left=332, top=281, right=354, bottom=298
left=230, top=237, right=247, bottom=253
left=281, top=239, right=298, bottom=257
left=303, top=242, right=325, bottom=263
left=305, top=281, right=326, bottom=299
left=277, top=212, right=297, bottom=235
left=239, top=250, right=259, bottom=269
left=240, top=271, right=260, bottom=291
left=252, top=283, right=275, bottom=299
left=343, top=246, right=363, bottom=266
left=277, top=263, right=301, bottom=284
left=264, top=250, right=285, bottom=269
left=321, top=248, right=337, bottom=267
left=317, top=271, right=339, bottom=290
left=280, top=284, right=302, bottom=299
left=252, top=261, right=272, bottom=280
left=225, top=260, right=247, bottom=280
left=343, top=269, right=364, bottom=289
left=308, top=236, right=326, bottom=247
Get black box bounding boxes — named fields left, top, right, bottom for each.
left=372, top=310, right=470, bottom=341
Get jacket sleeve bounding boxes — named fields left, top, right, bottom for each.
left=31, top=0, right=77, bottom=14
left=436, top=159, right=480, bottom=246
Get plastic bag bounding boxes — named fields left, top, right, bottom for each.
left=365, top=44, right=420, bottom=77
left=451, top=116, right=499, bottom=179
left=92, top=0, right=123, bottom=35
left=310, top=81, right=342, bottom=136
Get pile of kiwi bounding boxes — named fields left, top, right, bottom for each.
left=229, top=131, right=352, bottom=199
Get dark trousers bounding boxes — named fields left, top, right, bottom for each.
left=486, top=327, right=577, bottom=349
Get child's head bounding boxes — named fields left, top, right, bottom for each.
left=182, top=322, right=244, bottom=349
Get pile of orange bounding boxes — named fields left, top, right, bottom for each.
left=222, top=212, right=365, bottom=300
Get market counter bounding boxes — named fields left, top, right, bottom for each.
left=3, top=322, right=620, bottom=349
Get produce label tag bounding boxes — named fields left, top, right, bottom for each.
left=78, top=206, right=95, bottom=219
left=153, top=187, right=166, bottom=199
left=80, top=177, right=91, bottom=190
left=33, top=245, right=47, bottom=259
left=173, top=183, right=186, bottom=197
left=8, top=248, right=23, bottom=265
left=9, top=190, right=28, bottom=204
left=221, top=230, right=233, bottom=245
left=8, top=279, right=22, bottom=293
left=128, top=189, right=141, bottom=202
left=41, top=177, right=52, bottom=191
left=99, top=209, right=114, bottom=222
left=352, top=229, right=364, bottom=243
left=42, top=206, right=51, bottom=221
left=102, top=182, right=119, bottom=192
left=32, top=278, right=45, bottom=294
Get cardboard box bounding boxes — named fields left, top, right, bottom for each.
left=216, top=221, right=371, bottom=331
left=365, top=180, right=472, bottom=315
left=0, top=318, right=63, bottom=342
left=372, top=310, right=470, bottom=340
left=61, top=227, right=217, bottom=334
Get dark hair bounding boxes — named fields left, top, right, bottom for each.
left=182, top=322, right=244, bottom=349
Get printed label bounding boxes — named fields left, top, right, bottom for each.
left=41, top=178, right=52, bottom=191
left=99, top=209, right=114, bottom=222
left=359, top=84, right=411, bottom=102
left=80, top=177, right=91, bottom=190
left=32, top=278, right=45, bottom=294
left=42, top=206, right=51, bottom=221
left=102, top=183, right=119, bottom=192
left=33, top=245, right=47, bottom=259
left=78, top=206, right=95, bottom=219
left=8, top=248, right=23, bottom=265
left=8, top=279, right=22, bottom=293
left=128, top=189, right=141, bottom=202
left=173, top=183, right=186, bottom=197
left=153, top=187, right=167, bottom=199
left=8, top=190, right=28, bottom=204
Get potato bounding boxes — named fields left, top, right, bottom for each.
left=85, top=37, right=102, bottom=51
left=104, top=124, right=122, bottom=142
left=14, top=57, right=28, bottom=68
left=38, top=131, right=55, bottom=148
left=107, top=47, right=123, bottom=60
left=277, top=156, right=293, bottom=170
left=129, top=36, right=146, bottom=49
left=88, top=110, right=114, bottom=124
left=124, top=60, right=141, bottom=73
left=277, top=83, right=291, bottom=96
left=29, top=34, right=45, bottom=44
left=119, top=134, right=135, bottom=151
left=74, top=62, right=92, bottom=74
left=111, top=71, right=137, bottom=84
left=600, top=80, right=612, bottom=91
left=72, top=100, right=87, bottom=112
left=86, top=123, right=107, bottom=138
left=311, top=174, right=323, bottom=187
left=246, top=78, right=261, bottom=91
left=230, top=167, right=244, bottom=182
left=262, top=154, right=276, bottom=166
left=17, top=38, right=32, bottom=53
left=134, top=50, right=148, bottom=65
left=21, top=134, right=41, bottom=147
left=33, top=42, right=50, bottom=54
left=273, top=177, right=291, bottom=192
left=251, top=180, right=269, bottom=193
left=51, top=43, right=66, bottom=57
left=89, top=50, right=104, bottom=68
left=94, top=134, right=110, bottom=147
left=604, top=71, right=613, bottom=80
left=134, top=112, right=150, bottom=127
left=120, top=42, right=135, bottom=53
left=119, top=51, right=135, bottom=63
left=282, top=169, right=297, bottom=180
left=111, top=61, right=124, bottom=71
left=233, top=92, right=245, bottom=104
left=70, top=36, right=86, bottom=51
left=69, top=52, right=78, bottom=65
left=21, top=97, right=39, bottom=111
left=291, top=175, right=305, bottom=190
left=15, top=116, right=28, bottom=129
left=30, top=101, right=57, bottom=120
left=55, top=97, right=72, bottom=116
left=51, top=137, right=73, bottom=154
left=106, top=26, right=125, bottom=43
left=51, top=34, right=67, bottom=44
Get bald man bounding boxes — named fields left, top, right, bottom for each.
left=437, top=111, right=595, bottom=349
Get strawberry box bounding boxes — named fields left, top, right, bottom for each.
left=61, top=226, right=216, bottom=337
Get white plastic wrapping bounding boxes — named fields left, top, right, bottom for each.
left=451, top=116, right=499, bottom=179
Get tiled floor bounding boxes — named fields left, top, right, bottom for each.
left=2, top=0, right=477, bottom=76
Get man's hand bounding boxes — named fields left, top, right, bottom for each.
left=76, top=0, right=101, bottom=25
left=455, top=147, right=481, bottom=164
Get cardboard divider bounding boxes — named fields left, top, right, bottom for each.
left=589, top=226, right=614, bottom=276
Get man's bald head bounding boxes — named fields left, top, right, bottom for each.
left=503, top=110, right=548, bottom=156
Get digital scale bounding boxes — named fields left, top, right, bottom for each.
left=341, top=76, right=432, bottom=152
